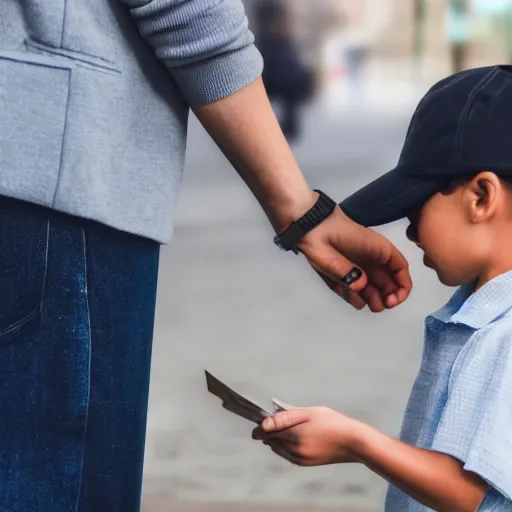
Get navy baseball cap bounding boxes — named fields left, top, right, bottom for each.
left=340, top=65, right=512, bottom=226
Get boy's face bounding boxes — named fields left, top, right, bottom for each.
left=406, top=186, right=484, bottom=287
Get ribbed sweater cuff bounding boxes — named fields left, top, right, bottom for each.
left=170, top=44, right=263, bottom=106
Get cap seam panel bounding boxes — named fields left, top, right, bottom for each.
left=452, top=67, right=500, bottom=168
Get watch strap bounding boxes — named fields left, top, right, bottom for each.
left=273, top=190, right=337, bottom=253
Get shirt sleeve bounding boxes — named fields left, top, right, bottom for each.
left=431, top=326, right=512, bottom=503
left=120, top=0, right=263, bottom=106
left=478, top=488, right=512, bottom=511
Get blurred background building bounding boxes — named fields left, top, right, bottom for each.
left=142, top=2, right=512, bottom=512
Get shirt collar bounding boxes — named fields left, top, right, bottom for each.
left=429, top=270, right=512, bottom=329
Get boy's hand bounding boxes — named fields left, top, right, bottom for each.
left=251, top=403, right=362, bottom=466
left=253, top=403, right=489, bottom=512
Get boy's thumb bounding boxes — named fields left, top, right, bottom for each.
left=262, top=407, right=310, bottom=432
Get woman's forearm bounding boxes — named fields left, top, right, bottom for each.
left=193, top=77, right=316, bottom=232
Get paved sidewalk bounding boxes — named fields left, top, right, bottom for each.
left=143, top=497, right=374, bottom=512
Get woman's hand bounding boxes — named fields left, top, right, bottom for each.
left=297, top=205, right=412, bottom=312
left=195, top=79, right=412, bottom=313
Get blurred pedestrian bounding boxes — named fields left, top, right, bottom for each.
left=413, top=0, right=427, bottom=78
left=503, top=2, right=512, bottom=64
left=0, top=1, right=411, bottom=511
left=446, top=0, right=471, bottom=73
left=341, top=26, right=369, bottom=105
left=254, top=0, right=314, bottom=142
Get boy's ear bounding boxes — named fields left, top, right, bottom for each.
left=465, top=171, right=500, bottom=223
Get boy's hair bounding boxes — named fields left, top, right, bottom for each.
left=440, top=174, right=512, bottom=195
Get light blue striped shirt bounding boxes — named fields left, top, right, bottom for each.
left=386, top=271, right=512, bottom=511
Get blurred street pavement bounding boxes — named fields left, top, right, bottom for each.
left=142, top=65, right=453, bottom=511
left=143, top=497, right=370, bottom=512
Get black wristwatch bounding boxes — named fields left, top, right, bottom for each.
left=273, top=190, right=337, bottom=254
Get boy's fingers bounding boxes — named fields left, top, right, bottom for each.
left=269, top=443, right=296, bottom=463
left=252, top=426, right=265, bottom=440
left=268, top=441, right=304, bottom=465
left=266, top=432, right=300, bottom=445
left=261, top=410, right=310, bottom=432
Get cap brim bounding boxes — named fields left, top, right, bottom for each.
left=339, top=168, right=443, bottom=227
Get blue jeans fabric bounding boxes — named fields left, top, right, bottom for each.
left=0, top=196, right=160, bottom=511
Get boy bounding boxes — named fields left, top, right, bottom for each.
left=253, top=65, right=512, bottom=511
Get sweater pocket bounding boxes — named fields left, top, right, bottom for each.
left=0, top=50, right=71, bottom=207
left=24, top=38, right=121, bottom=76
